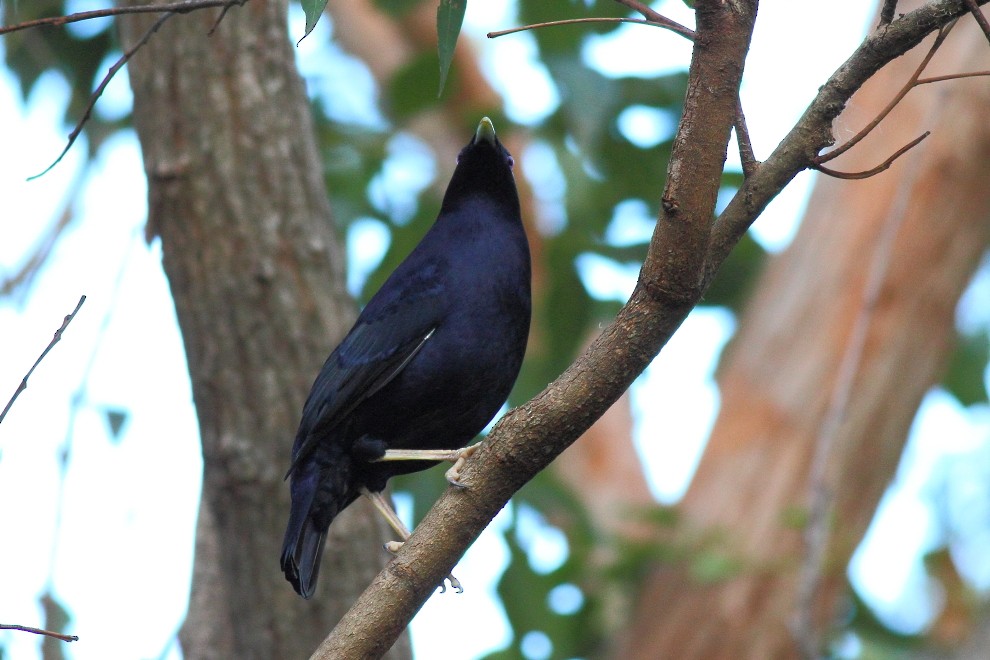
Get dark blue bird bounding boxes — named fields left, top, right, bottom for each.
left=281, top=117, right=531, bottom=599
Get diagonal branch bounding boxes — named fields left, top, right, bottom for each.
left=812, top=130, right=930, bottom=179
left=707, top=0, right=989, bottom=286
left=310, top=1, right=759, bottom=656
left=963, top=0, right=990, bottom=42
left=0, top=295, right=86, bottom=425
left=24, top=1, right=247, bottom=179
left=812, top=20, right=953, bottom=166
left=309, top=2, right=990, bottom=656
left=29, top=12, right=175, bottom=180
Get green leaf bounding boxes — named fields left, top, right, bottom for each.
left=103, top=408, right=129, bottom=443
left=299, top=0, right=329, bottom=41
left=944, top=330, right=990, bottom=405
left=436, top=0, right=466, bottom=97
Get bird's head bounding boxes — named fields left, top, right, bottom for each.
left=441, top=117, right=519, bottom=215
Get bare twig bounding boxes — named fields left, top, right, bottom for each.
left=28, top=13, right=176, bottom=180
left=488, top=16, right=695, bottom=41
left=27, top=2, right=246, bottom=179
left=0, top=0, right=243, bottom=36
left=613, top=0, right=696, bottom=39
left=879, top=0, right=899, bottom=26
left=0, top=623, right=78, bottom=643
left=734, top=96, right=759, bottom=177
left=918, top=69, right=990, bottom=83
left=208, top=0, right=243, bottom=34
left=963, top=0, right=990, bottom=44
left=0, top=295, right=86, bottom=425
left=812, top=131, right=929, bottom=180
left=814, top=21, right=954, bottom=166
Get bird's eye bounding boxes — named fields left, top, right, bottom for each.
left=506, top=156, right=514, bottom=168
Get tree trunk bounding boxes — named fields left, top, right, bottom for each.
left=118, top=1, right=410, bottom=657
left=619, top=10, right=990, bottom=660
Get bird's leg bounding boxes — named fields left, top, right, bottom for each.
left=360, top=488, right=463, bottom=593
left=372, top=442, right=481, bottom=488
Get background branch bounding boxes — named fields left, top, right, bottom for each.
left=0, top=0, right=244, bottom=36
left=0, top=295, right=86, bottom=425
left=0, top=623, right=78, bottom=643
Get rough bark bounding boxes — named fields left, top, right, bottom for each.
left=620, top=9, right=990, bottom=659
left=117, top=1, right=410, bottom=658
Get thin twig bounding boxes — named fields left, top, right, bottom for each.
left=28, top=13, right=175, bottom=180
left=208, top=0, right=244, bottom=35
left=812, top=131, right=929, bottom=180
left=0, top=624, right=78, bottom=643
left=813, top=21, right=954, bottom=166
left=734, top=96, right=758, bottom=176
left=963, top=0, right=990, bottom=44
left=0, top=295, right=86, bottom=425
left=613, top=0, right=696, bottom=39
left=0, top=0, right=241, bottom=36
left=917, top=69, right=990, bottom=84
left=488, top=16, right=695, bottom=42
left=879, top=0, right=899, bottom=26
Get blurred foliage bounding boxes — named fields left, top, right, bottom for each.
left=944, top=331, right=990, bottom=406
left=4, top=1, right=990, bottom=659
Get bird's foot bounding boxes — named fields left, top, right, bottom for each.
left=382, top=540, right=463, bottom=593
left=444, top=443, right=480, bottom=488
left=374, top=443, right=482, bottom=488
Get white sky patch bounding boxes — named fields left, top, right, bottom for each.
left=617, top=105, right=678, bottom=149
left=633, top=307, right=736, bottom=503
left=346, top=217, right=391, bottom=297
left=367, top=131, right=437, bottom=225
left=403, top=498, right=515, bottom=659
left=521, top=140, right=568, bottom=236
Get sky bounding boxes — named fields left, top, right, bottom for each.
left=2, top=1, right=990, bottom=659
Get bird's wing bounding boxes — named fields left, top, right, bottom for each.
left=285, top=288, right=443, bottom=477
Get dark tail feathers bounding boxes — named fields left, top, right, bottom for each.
left=281, top=514, right=327, bottom=599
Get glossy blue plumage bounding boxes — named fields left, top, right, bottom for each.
left=281, top=119, right=531, bottom=598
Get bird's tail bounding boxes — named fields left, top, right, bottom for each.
left=280, top=507, right=327, bottom=599
left=281, top=453, right=354, bottom=599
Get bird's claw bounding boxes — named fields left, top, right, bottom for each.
left=382, top=540, right=464, bottom=593
left=439, top=574, right=463, bottom=594
left=445, top=444, right=480, bottom=488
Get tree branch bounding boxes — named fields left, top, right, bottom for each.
left=963, top=0, right=990, bottom=42
left=0, top=295, right=86, bottom=425
left=812, top=20, right=953, bottom=167
left=0, top=0, right=244, bottom=36
left=311, top=1, right=759, bottom=656
left=487, top=16, right=695, bottom=42
left=812, top=130, right=930, bottom=179
left=0, top=623, right=78, bottom=643
left=29, top=13, right=176, bottom=180
left=706, top=0, right=989, bottom=286
left=309, top=2, right=990, bottom=657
